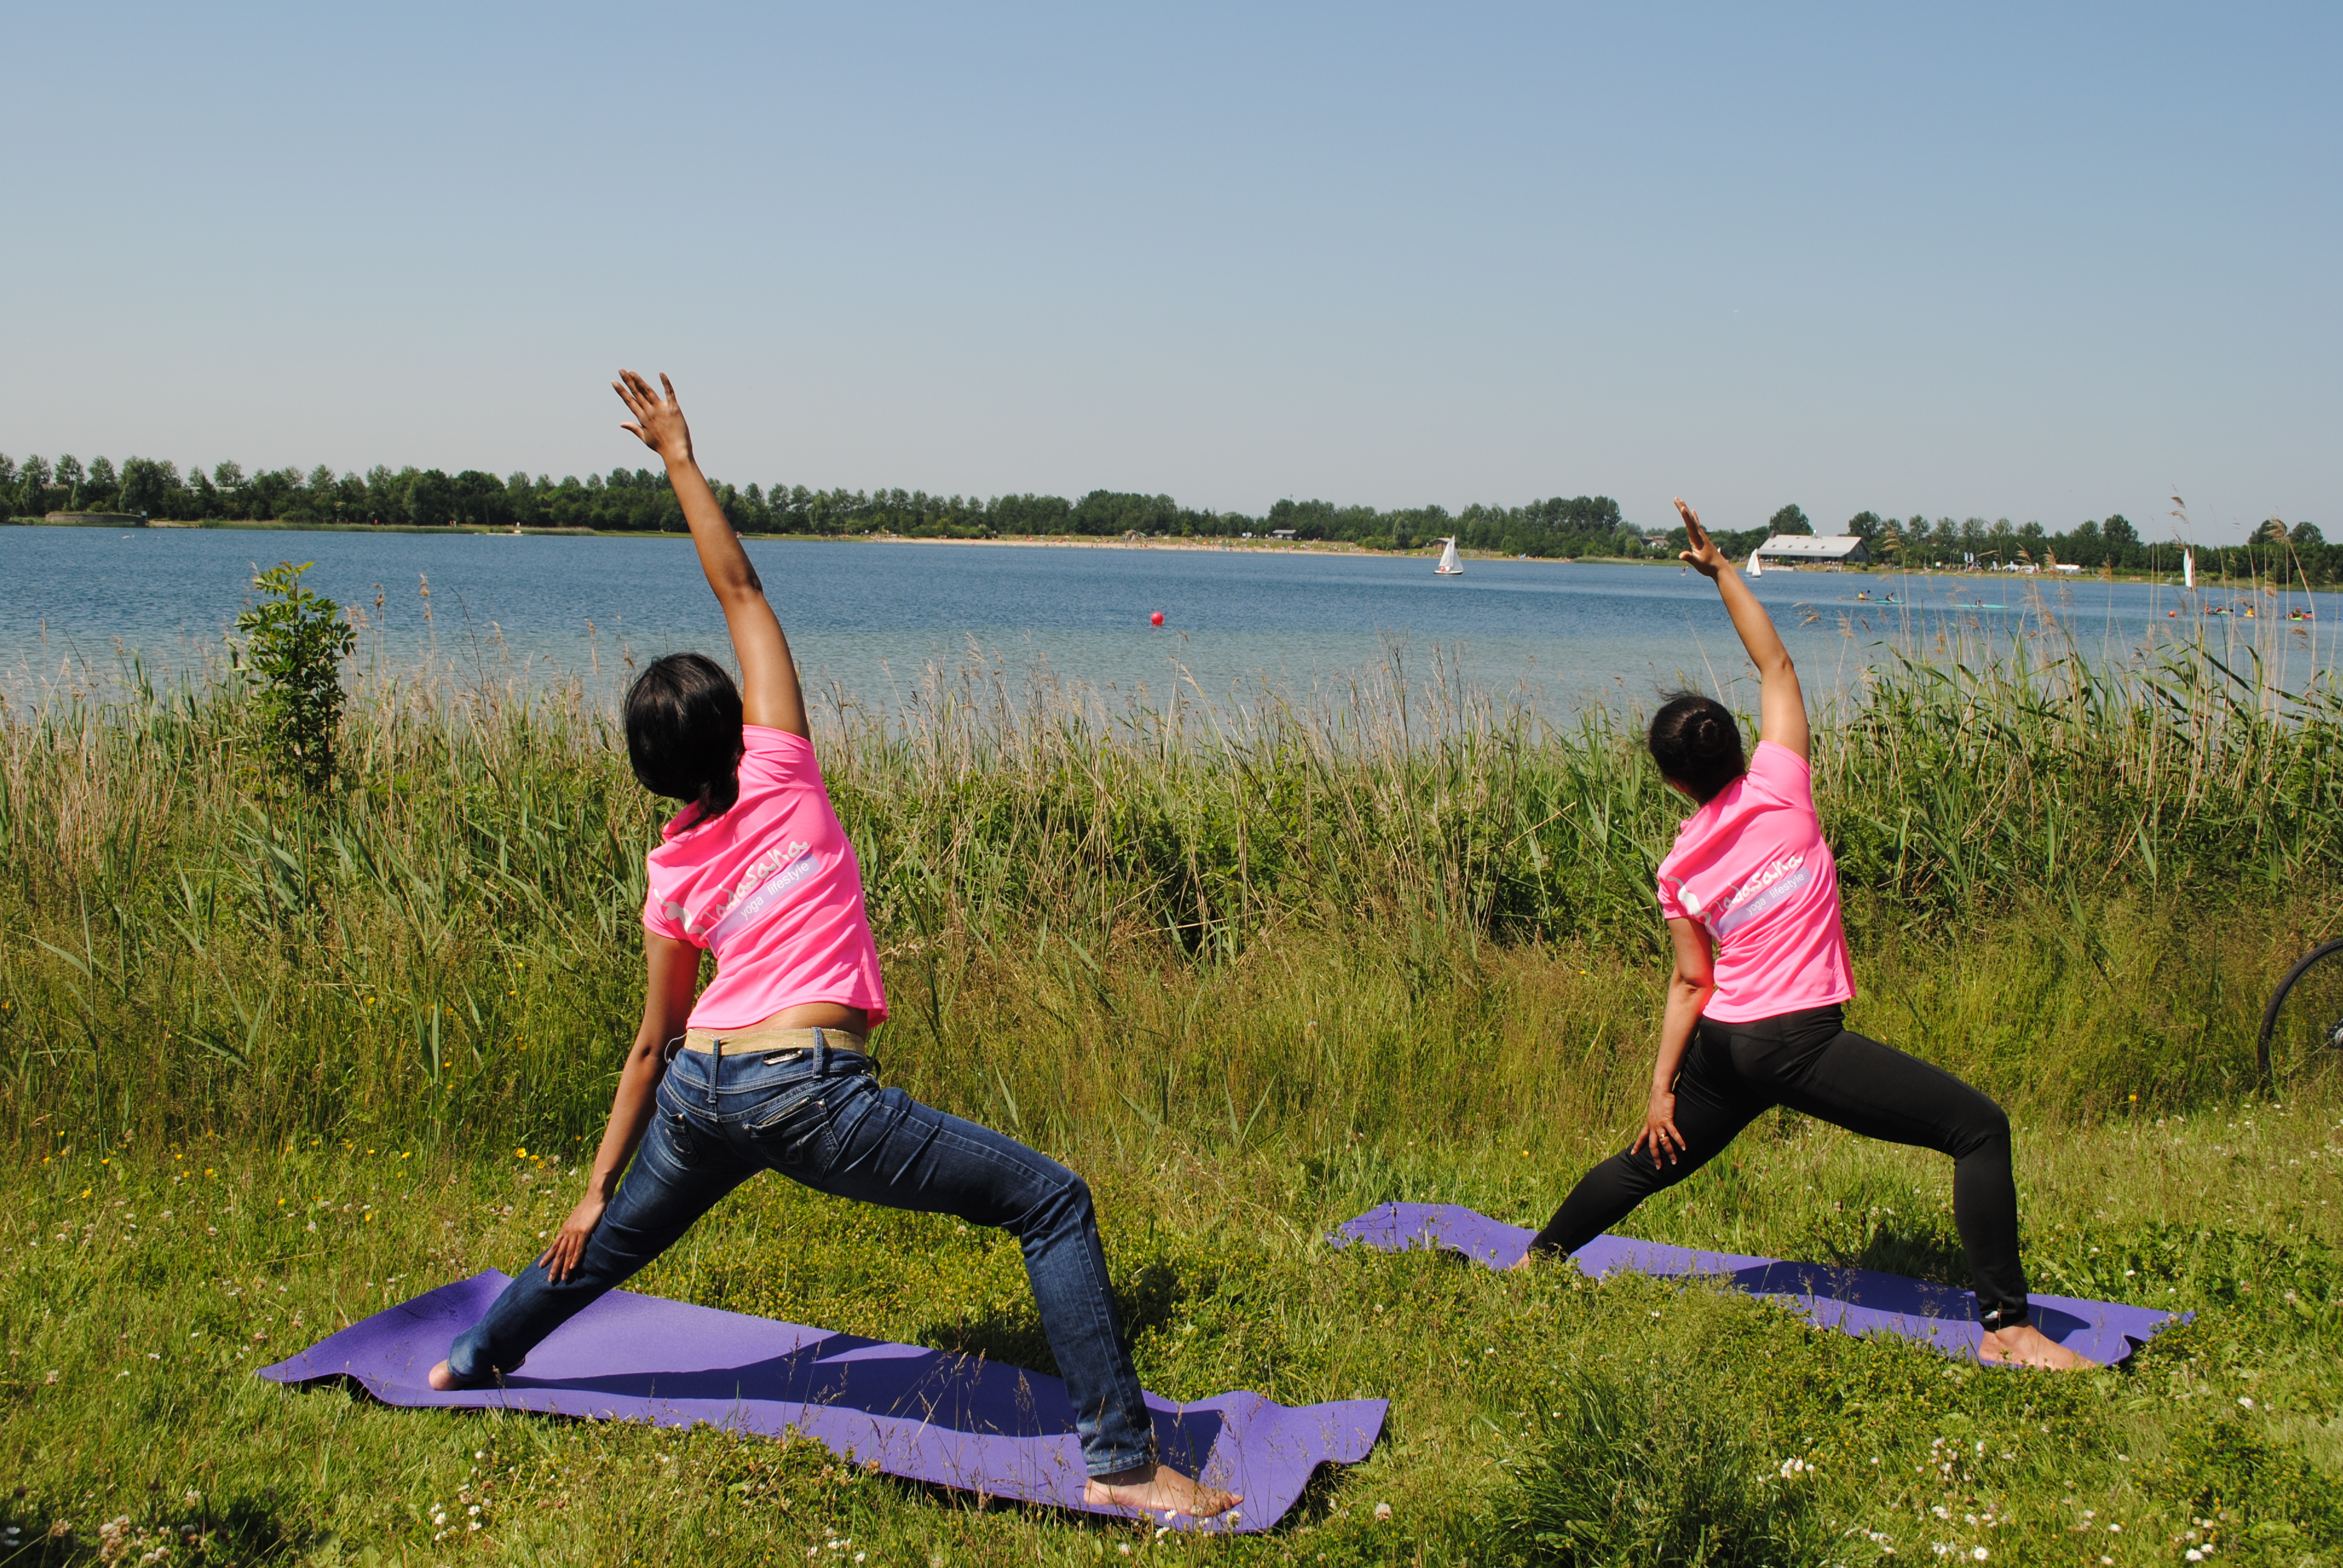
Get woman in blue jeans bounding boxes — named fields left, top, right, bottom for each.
left=430, top=372, right=1238, bottom=1520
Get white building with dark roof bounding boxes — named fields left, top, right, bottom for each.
left=1752, top=534, right=1870, bottom=567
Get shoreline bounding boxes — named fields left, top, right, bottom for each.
left=0, top=515, right=2240, bottom=584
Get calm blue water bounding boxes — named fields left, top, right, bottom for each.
left=3, top=527, right=2332, bottom=719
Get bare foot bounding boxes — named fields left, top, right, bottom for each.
left=427, top=1359, right=465, bottom=1391
left=1084, top=1462, right=1240, bottom=1521
left=1978, top=1323, right=2097, bottom=1370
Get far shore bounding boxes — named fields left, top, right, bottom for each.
left=2, top=514, right=2237, bottom=584
left=8, top=514, right=1583, bottom=561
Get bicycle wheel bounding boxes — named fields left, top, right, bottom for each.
left=2258, top=938, right=2343, bottom=1082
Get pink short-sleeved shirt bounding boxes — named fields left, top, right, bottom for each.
left=641, top=726, right=888, bottom=1030
left=1654, top=740, right=1853, bottom=1024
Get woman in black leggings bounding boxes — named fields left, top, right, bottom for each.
left=1516, top=500, right=2088, bottom=1371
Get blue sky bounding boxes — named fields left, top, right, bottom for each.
left=4, top=2, right=2335, bottom=540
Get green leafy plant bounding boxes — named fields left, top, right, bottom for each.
left=232, top=561, right=355, bottom=791
left=2149, top=1413, right=2343, bottom=1561
left=1500, top=1366, right=1820, bottom=1567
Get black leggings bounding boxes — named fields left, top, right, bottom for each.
left=1528, top=1004, right=2031, bottom=1327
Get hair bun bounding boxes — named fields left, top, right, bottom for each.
left=1646, top=690, right=1748, bottom=804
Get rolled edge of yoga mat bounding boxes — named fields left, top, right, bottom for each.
left=257, top=1272, right=1387, bottom=1534
left=1332, top=1202, right=2183, bottom=1367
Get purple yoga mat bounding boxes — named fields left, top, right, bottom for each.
left=259, top=1272, right=1383, bottom=1534
left=1336, top=1203, right=2178, bottom=1365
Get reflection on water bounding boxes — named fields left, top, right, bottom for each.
left=2, top=528, right=2334, bottom=721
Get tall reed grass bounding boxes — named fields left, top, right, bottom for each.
left=4, top=616, right=2339, bottom=1156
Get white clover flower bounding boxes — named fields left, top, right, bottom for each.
left=1374, top=1503, right=1392, bottom=1521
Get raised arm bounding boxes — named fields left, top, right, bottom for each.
left=1676, top=497, right=1807, bottom=761
left=614, top=370, right=808, bottom=738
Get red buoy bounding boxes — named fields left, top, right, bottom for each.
left=1150, top=611, right=1165, bottom=626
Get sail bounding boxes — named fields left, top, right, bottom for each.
left=1435, top=538, right=1463, bottom=575
left=2183, top=549, right=2195, bottom=590
left=1747, top=548, right=1764, bottom=577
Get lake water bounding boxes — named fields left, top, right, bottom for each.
left=3, top=527, right=2332, bottom=720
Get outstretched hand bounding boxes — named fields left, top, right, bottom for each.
left=614, top=370, right=695, bottom=468
left=1676, top=498, right=1726, bottom=579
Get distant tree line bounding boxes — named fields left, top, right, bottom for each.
left=0, top=449, right=2325, bottom=580
left=0, top=450, right=1650, bottom=558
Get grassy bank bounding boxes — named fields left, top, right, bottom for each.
left=4, top=633, right=2342, bottom=1560
left=4, top=1105, right=2340, bottom=1565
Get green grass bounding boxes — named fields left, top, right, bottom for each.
left=5, top=1101, right=2342, bottom=1565
left=5, top=625, right=2343, bottom=1562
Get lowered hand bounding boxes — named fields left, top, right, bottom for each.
left=1631, top=1089, right=1685, bottom=1170
left=537, top=1191, right=608, bottom=1284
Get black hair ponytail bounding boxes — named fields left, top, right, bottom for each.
left=1647, top=690, right=1746, bottom=803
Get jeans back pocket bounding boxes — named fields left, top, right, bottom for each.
left=745, top=1082, right=843, bottom=1172
left=654, top=1102, right=706, bottom=1169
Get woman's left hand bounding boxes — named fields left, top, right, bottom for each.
left=537, top=1192, right=608, bottom=1284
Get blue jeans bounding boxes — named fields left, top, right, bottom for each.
left=446, top=1033, right=1155, bottom=1477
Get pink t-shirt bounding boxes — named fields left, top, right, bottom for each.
left=1654, top=740, right=1853, bottom=1024
left=641, top=726, right=888, bottom=1030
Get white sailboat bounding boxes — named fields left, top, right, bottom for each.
left=1435, top=537, right=1464, bottom=576
left=1746, top=547, right=1765, bottom=577
left=2183, top=548, right=2195, bottom=590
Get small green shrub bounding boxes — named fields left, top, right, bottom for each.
left=2149, top=1414, right=2343, bottom=1561
left=1499, top=1365, right=1821, bottom=1567
left=232, top=560, right=355, bottom=790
